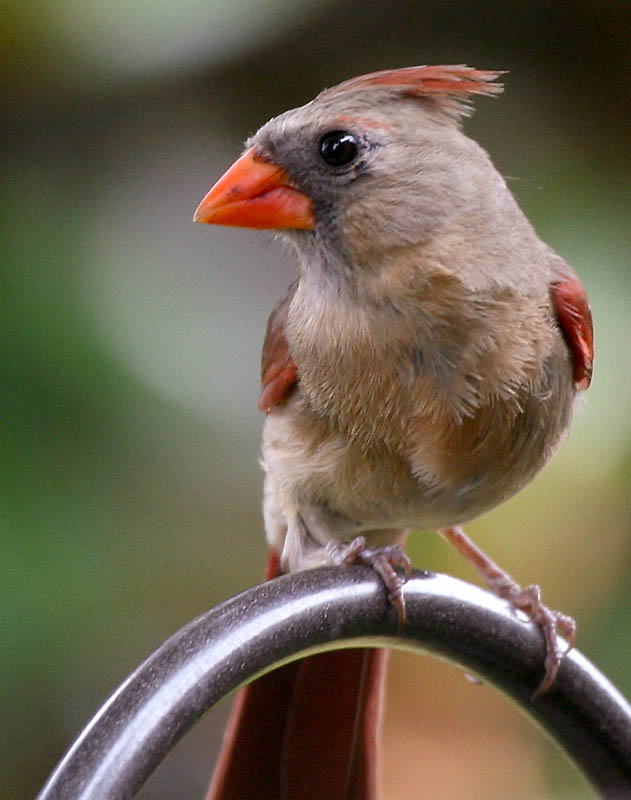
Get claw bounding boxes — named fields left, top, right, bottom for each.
left=505, top=583, right=576, bottom=697
left=327, top=538, right=411, bottom=629
left=439, top=526, right=576, bottom=697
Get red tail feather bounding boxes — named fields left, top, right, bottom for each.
left=206, top=551, right=388, bottom=800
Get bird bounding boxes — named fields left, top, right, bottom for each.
left=194, top=65, right=594, bottom=800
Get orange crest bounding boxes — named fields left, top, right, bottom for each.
left=322, top=65, right=504, bottom=117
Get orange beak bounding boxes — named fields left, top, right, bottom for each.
left=193, top=147, right=314, bottom=230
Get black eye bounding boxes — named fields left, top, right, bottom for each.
left=319, top=131, right=359, bottom=167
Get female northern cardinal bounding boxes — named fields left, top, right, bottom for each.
left=194, top=66, right=593, bottom=800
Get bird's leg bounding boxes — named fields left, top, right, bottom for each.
left=325, top=537, right=412, bottom=628
left=439, top=525, right=576, bottom=696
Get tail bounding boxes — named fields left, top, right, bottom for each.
left=206, top=550, right=388, bottom=800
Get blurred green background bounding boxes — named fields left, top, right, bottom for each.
left=2, top=1, right=629, bottom=798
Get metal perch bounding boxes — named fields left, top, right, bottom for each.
left=37, top=567, right=631, bottom=799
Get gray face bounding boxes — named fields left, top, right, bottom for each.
left=247, top=91, right=494, bottom=268
left=249, top=103, right=387, bottom=247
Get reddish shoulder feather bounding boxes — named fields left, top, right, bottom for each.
left=259, top=280, right=299, bottom=412
left=551, top=273, right=594, bottom=390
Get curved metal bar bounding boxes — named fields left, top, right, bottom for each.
left=37, top=567, right=631, bottom=799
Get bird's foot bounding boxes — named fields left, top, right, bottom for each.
left=326, top=537, right=412, bottom=628
left=439, top=526, right=575, bottom=697
left=494, top=579, right=576, bottom=697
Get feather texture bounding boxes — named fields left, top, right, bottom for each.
left=321, top=65, right=504, bottom=118
left=551, top=273, right=594, bottom=390
left=259, top=280, right=299, bottom=412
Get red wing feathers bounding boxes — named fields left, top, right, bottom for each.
left=551, top=274, right=594, bottom=390
left=259, top=280, right=299, bottom=412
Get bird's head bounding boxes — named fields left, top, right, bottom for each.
left=194, top=66, right=504, bottom=280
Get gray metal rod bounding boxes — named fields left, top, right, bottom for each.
left=37, top=567, right=631, bottom=799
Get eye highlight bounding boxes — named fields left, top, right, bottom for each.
left=319, top=131, right=359, bottom=167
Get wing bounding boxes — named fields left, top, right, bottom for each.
left=551, top=272, right=594, bottom=391
left=259, top=280, right=299, bottom=412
